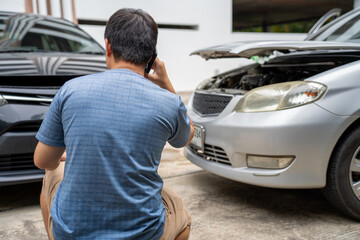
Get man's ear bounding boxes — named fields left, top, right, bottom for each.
left=104, top=38, right=112, bottom=57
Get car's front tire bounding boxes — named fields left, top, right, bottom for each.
left=323, top=125, right=360, bottom=220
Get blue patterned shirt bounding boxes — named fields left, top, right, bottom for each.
left=36, top=69, right=191, bottom=239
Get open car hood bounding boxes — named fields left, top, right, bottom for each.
left=190, top=41, right=360, bottom=59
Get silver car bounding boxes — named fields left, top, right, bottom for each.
left=185, top=8, right=360, bottom=220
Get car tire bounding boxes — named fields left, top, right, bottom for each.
left=323, top=126, right=360, bottom=220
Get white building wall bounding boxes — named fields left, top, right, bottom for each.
left=37, top=0, right=49, bottom=15
left=1, top=0, right=307, bottom=90
left=355, top=0, right=360, bottom=8
left=76, top=0, right=306, bottom=91
left=0, top=0, right=25, bottom=12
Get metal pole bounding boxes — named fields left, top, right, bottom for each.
left=71, top=0, right=78, bottom=24
left=60, top=0, right=64, bottom=18
left=25, top=0, right=34, bottom=13
left=36, top=0, right=40, bottom=14
left=46, top=0, right=52, bottom=15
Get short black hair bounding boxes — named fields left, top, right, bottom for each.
left=104, top=8, right=158, bottom=65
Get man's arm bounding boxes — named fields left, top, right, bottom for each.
left=145, top=57, right=194, bottom=146
left=184, top=116, right=194, bottom=147
left=145, top=57, right=176, bottom=94
left=34, top=141, right=65, bottom=171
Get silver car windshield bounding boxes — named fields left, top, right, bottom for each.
left=311, top=11, right=360, bottom=43
left=0, top=12, right=104, bottom=54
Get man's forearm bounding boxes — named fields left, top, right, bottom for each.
left=34, top=141, right=65, bottom=171
left=185, top=116, right=195, bottom=147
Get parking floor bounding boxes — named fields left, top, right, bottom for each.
left=1, top=92, right=359, bottom=239
left=1, top=143, right=360, bottom=240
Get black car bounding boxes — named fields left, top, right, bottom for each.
left=0, top=11, right=107, bottom=186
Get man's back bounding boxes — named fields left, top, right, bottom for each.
left=36, top=69, right=190, bottom=239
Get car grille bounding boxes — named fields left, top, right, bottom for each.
left=3, top=94, right=53, bottom=106
left=0, top=153, right=39, bottom=172
left=6, top=121, right=42, bottom=133
left=190, top=144, right=231, bottom=166
left=192, top=92, right=232, bottom=116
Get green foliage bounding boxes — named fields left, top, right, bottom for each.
left=236, top=19, right=318, bottom=33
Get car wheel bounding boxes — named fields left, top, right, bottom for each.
left=323, top=126, right=360, bottom=220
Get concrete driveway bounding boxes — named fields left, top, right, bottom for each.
left=1, top=92, right=359, bottom=239
left=1, top=143, right=360, bottom=240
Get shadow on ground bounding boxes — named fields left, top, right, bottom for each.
left=0, top=182, right=42, bottom=212
left=190, top=172, right=342, bottom=220
left=0, top=172, right=349, bottom=221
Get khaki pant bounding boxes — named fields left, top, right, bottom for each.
left=42, top=162, right=191, bottom=240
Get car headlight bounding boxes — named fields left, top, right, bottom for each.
left=0, top=95, right=7, bottom=107
left=235, top=81, right=327, bottom=113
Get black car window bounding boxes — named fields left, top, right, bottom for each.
left=0, top=13, right=104, bottom=54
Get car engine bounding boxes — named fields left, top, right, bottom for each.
left=198, top=51, right=360, bottom=93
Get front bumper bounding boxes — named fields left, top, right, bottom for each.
left=0, top=103, right=48, bottom=186
left=185, top=96, right=356, bottom=189
left=0, top=131, right=44, bottom=186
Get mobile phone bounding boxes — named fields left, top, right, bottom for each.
left=145, top=50, right=157, bottom=73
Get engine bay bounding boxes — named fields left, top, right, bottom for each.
left=198, top=51, right=360, bottom=94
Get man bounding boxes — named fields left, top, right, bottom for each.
left=34, top=8, right=194, bottom=240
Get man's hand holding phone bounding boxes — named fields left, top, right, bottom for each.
left=145, top=57, right=176, bottom=94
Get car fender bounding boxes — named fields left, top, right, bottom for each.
left=308, top=60, right=360, bottom=116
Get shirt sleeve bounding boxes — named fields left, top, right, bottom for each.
left=36, top=87, right=65, bottom=147
left=168, top=96, right=191, bottom=148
